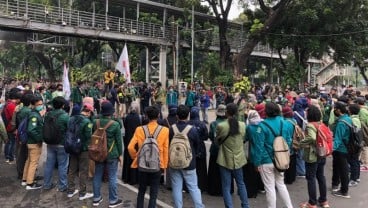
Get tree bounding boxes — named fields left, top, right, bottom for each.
left=236, top=0, right=292, bottom=75
left=206, top=0, right=233, bottom=71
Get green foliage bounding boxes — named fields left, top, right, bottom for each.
left=233, top=76, right=251, bottom=93
left=250, top=19, right=264, bottom=34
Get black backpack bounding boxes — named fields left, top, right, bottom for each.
left=43, top=111, right=64, bottom=144
left=64, top=115, right=84, bottom=154
left=340, top=120, right=364, bottom=154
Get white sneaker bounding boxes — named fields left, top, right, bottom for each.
left=21, top=180, right=27, bottom=186
left=67, top=189, right=79, bottom=198
left=79, top=192, right=93, bottom=201
left=348, top=180, right=358, bottom=187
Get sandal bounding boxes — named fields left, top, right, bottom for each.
left=299, top=202, right=317, bottom=208
left=318, top=201, right=330, bottom=208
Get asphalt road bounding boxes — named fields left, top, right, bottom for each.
left=0, top=109, right=367, bottom=207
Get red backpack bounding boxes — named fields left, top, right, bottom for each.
left=310, top=122, right=333, bottom=157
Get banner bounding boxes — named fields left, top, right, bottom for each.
left=63, top=62, right=71, bottom=100
left=115, top=43, right=131, bottom=83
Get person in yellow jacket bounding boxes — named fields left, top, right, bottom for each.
left=128, top=106, right=169, bottom=208
left=104, top=69, right=115, bottom=97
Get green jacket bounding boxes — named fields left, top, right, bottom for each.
left=300, top=123, right=318, bottom=163
left=93, top=117, right=122, bottom=160
left=71, top=114, right=92, bottom=152
left=88, top=87, right=101, bottom=100
left=333, top=114, right=352, bottom=154
left=209, top=118, right=226, bottom=156
left=27, top=110, right=44, bottom=144
left=215, top=120, right=247, bottom=169
left=71, top=87, right=84, bottom=104
left=359, top=106, right=368, bottom=126
left=44, top=109, right=69, bottom=145
left=16, top=106, right=32, bottom=127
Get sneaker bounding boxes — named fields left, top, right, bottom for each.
left=360, top=166, right=368, bottom=172
left=318, top=201, right=330, bottom=208
left=26, top=183, right=43, bottom=190
left=21, top=180, right=27, bottom=186
left=5, top=159, right=9, bottom=163
left=331, top=185, right=339, bottom=192
left=67, top=189, right=79, bottom=198
left=332, top=190, right=351, bottom=199
left=296, top=175, right=306, bottom=178
left=356, top=178, right=361, bottom=183
left=79, top=193, right=93, bottom=201
left=93, top=198, right=103, bottom=206
left=349, top=180, right=358, bottom=187
left=109, top=199, right=123, bottom=208
left=7, top=160, right=15, bottom=165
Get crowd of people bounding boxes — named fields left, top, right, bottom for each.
left=0, top=77, right=366, bottom=208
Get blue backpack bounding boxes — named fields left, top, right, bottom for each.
left=17, top=117, right=29, bottom=144
left=64, top=115, right=84, bottom=155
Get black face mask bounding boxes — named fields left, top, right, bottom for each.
left=58, top=89, right=63, bottom=91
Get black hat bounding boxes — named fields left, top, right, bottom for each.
left=101, top=101, right=115, bottom=116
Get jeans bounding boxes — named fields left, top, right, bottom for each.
left=305, top=158, right=327, bottom=205
left=296, top=149, right=305, bottom=176
left=332, top=151, right=349, bottom=193
left=259, top=163, right=293, bottom=208
left=4, top=133, right=15, bottom=161
left=137, top=170, right=161, bottom=208
left=170, top=168, right=204, bottom=208
left=219, top=166, right=249, bottom=208
left=200, top=107, right=208, bottom=123
left=348, top=152, right=360, bottom=181
left=93, top=159, right=119, bottom=204
left=43, top=145, right=69, bottom=190
left=68, top=152, right=89, bottom=195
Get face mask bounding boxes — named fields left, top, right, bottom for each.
left=25, top=86, right=30, bottom=90
left=35, top=106, right=43, bottom=112
left=58, top=88, right=63, bottom=91
left=170, top=89, right=173, bottom=92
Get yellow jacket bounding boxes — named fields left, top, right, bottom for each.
left=128, top=121, right=169, bottom=169
left=104, top=71, right=115, bottom=84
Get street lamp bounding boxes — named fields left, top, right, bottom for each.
left=191, top=5, right=194, bottom=84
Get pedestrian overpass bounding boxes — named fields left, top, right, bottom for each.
left=0, top=0, right=323, bottom=85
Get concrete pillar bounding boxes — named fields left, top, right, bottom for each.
left=159, top=45, right=167, bottom=88
left=145, top=47, right=150, bottom=83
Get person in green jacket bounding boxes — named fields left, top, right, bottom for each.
left=299, top=105, right=330, bottom=208
left=22, top=96, right=46, bottom=190
left=356, top=97, right=368, bottom=171
left=43, top=96, right=70, bottom=191
left=331, top=100, right=352, bottom=198
left=70, top=81, right=85, bottom=106
left=67, top=103, right=94, bottom=200
left=92, top=100, right=123, bottom=207
left=16, top=93, right=33, bottom=180
left=347, top=103, right=362, bottom=187
left=215, top=103, right=249, bottom=208
left=88, top=82, right=101, bottom=114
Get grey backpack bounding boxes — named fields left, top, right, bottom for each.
left=138, top=125, right=163, bottom=172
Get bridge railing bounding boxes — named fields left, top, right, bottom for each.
left=0, top=0, right=292, bottom=56
left=0, top=0, right=168, bottom=39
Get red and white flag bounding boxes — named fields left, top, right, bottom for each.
left=63, top=61, right=71, bottom=100
left=116, top=43, right=131, bottom=83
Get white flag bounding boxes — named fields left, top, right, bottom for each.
left=115, top=44, right=131, bottom=83
left=63, top=62, right=71, bottom=100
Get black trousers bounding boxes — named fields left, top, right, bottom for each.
left=332, top=151, right=349, bottom=194
left=137, top=170, right=161, bottom=208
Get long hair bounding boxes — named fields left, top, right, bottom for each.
left=226, top=103, right=239, bottom=136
